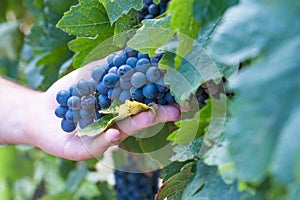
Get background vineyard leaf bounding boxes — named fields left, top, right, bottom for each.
left=127, top=15, right=174, bottom=57
left=100, top=0, right=143, bottom=24
left=225, top=36, right=300, bottom=182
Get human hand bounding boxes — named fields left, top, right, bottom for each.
left=26, top=59, right=180, bottom=161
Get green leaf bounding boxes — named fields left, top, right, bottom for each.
left=57, top=0, right=113, bottom=37
left=127, top=15, right=174, bottom=57
left=171, top=137, right=202, bottom=162
left=68, top=34, right=118, bottom=68
left=156, top=162, right=195, bottom=200
left=271, top=107, right=300, bottom=184
left=160, top=161, right=191, bottom=183
left=113, top=9, right=139, bottom=47
left=182, top=160, right=247, bottom=200
left=208, top=0, right=300, bottom=65
left=167, top=0, right=202, bottom=67
left=193, top=0, right=238, bottom=23
left=99, top=0, right=143, bottom=24
left=203, top=136, right=236, bottom=184
left=226, top=36, right=300, bottom=182
left=159, top=42, right=222, bottom=104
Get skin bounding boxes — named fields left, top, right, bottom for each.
left=0, top=59, right=180, bottom=161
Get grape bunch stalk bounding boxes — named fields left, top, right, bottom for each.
left=54, top=47, right=175, bottom=133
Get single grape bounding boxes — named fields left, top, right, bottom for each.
left=54, top=106, right=68, bottom=118
left=131, top=72, right=147, bottom=88
left=107, top=53, right=116, bottom=67
left=97, top=81, right=110, bottom=94
left=81, top=96, right=97, bottom=111
left=108, top=87, right=122, bottom=100
left=61, top=119, right=76, bottom=132
left=98, top=94, right=111, bottom=108
left=130, top=88, right=144, bottom=100
left=117, top=64, right=134, bottom=81
left=65, top=109, right=81, bottom=122
left=119, top=78, right=132, bottom=90
left=164, top=92, right=175, bottom=103
left=146, top=66, right=161, bottom=82
left=142, top=83, right=158, bottom=99
left=126, top=57, right=138, bottom=67
left=76, top=79, right=94, bottom=96
left=136, top=58, right=151, bottom=73
left=67, top=96, right=81, bottom=110
left=69, top=84, right=82, bottom=97
left=56, top=90, right=71, bottom=106
left=79, top=117, right=94, bottom=129
left=113, top=53, right=127, bottom=67
left=91, top=65, right=106, bottom=83
left=119, top=90, right=131, bottom=103
left=103, top=73, right=119, bottom=88
left=148, top=4, right=160, bottom=16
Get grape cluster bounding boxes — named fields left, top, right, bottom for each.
left=54, top=47, right=174, bottom=132
left=114, top=170, right=159, bottom=200
left=55, top=79, right=101, bottom=132
left=138, top=0, right=170, bottom=22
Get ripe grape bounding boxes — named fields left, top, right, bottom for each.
left=67, top=96, right=81, bottom=110
left=91, top=65, right=106, bottom=83
left=130, top=88, right=144, bottom=100
left=136, top=58, right=151, bottom=73
left=107, top=53, right=116, bottom=67
left=113, top=53, right=127, bottom=67
left=98, top=94, right=111, bottom=108
left=108, top=66, right=118, bottom=74
left=61, top=119, right=76, bottom=132
left=146, top=66, right=161, bottom=82
left=119, top=78, right=132, bottom=90
left=54, top=106, right=68, bottom=118
left=137, top=52, right=149, bottom=59
left=79, top=108, right=94, bottom=118
left=56, top=90, right=71, bottom=106
left=131, top=72, right=147, bottom=88
left=97, top=81, right=110, bottom=94
left=76, top=79, right=95, bottom=96
left=125, top=47, right=138, bottom=57
left=142, top=83, right=158, bottom=99
left=117, top=65, right=134, bottom=81
left=164, top=91, right=175, bottom=103
left=103, top=73, right=119, bottom=88
left=148, top=4, right=160, bottom=15
left=119, top=90, right=131, bottom=103
left=126, top=57, right=138, bottom=67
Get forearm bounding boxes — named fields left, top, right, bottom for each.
left=0, top=77, right=42, bottom=145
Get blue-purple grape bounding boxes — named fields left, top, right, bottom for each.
left=56, top=90, right=71, bottom=106
left=131, top=72, right=147, bottom=88
left=67, top=96, right=81, bottom=110
left=61, top=119, right=76, bottom=132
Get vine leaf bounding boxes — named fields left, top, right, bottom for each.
left=167, top=0, right=201, bottom=68
left=225, top=36, right=300, bottom=182
left=56, top=0, right=113, bottom=37
left=99, top=0, right=143, bottom=24
left=207, top=0, right=300, bottom=65
left=171, top=137, right=202, bottom=162
left=127, top=15, right=174, bottom=57
left=77, top=100, right=154, bottom=137
left=182, top=160, right=247, bottom=200
left=156, top=162, right=195, bottom=200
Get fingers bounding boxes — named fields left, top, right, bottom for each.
left=114, top=104, right=180, bottom=140
left=63, top=128, right=121, bottom=161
